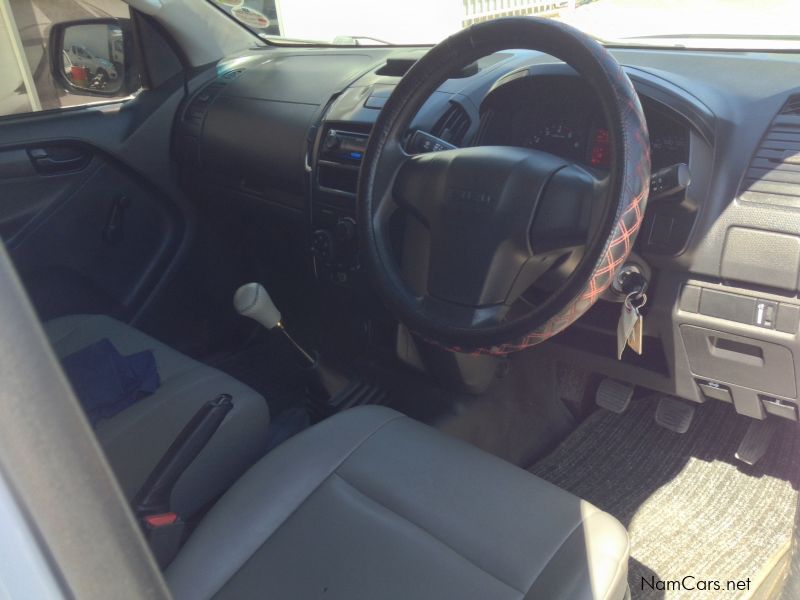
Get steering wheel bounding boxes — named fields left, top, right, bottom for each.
left=358, top=17, right=650, bottom=355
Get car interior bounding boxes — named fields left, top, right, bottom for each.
left=1, top=2, right=800, bottom=599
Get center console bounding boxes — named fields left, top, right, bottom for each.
left=310, top=123, right=371, bottom=286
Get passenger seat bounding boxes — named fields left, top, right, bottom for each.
left=44, top=314, right=270, bottom=517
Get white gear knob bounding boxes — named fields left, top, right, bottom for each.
left=233, top=283, right=282, bottom=330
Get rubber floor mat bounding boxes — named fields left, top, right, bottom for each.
left=530, top=398, right=800, bottom=599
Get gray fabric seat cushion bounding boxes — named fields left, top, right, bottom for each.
left=44, top=314, right=270, bottom=517
left=167, top=406, right=629, bottom=600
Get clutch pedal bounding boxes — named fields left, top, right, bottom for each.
left=595, top=378, right=634, bottom=414
left=655, top=396, right=695, bottom=434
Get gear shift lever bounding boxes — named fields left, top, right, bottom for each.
left=234, top=283, right=314, bottom=365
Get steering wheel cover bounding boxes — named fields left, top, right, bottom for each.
left=359, top=17, right=650, bottom=355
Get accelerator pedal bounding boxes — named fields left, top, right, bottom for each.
left=655, top=396, right=695, bottom=434
left=596, top=379, right=635, bottom=414
left=735, top=418, right=777, bottom=466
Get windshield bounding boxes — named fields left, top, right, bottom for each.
left=209, top=0, right=800, bottom=50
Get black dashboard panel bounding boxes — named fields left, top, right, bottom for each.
left=173, top=47, right=714, bottom=282
left=226, top=53, right=378, bottom=104
left=172, top=43, right=800, bottom=418
left=173, top=50, right=393, bottom=203
left=203, top=95, right=317, bottom=194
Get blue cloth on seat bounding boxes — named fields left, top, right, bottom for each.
left=61, top=338, right=160, bottom=425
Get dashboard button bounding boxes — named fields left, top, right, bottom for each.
left=311, top=230, right=334, bottom=262
left=323, top=130, right=340, bottom=150
left=754, top=299, right=778, bottom=329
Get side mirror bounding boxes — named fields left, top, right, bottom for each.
left=49, top=19, right=136, bottom=98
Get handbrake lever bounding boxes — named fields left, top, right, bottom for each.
left=133, top=394, right=233, bottom=567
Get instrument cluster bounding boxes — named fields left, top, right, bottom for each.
left=478, top=75, right=690, bottom=171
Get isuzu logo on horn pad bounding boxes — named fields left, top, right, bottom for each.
left=448, top=188, right=495, bottom=211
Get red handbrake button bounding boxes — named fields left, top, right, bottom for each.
left=144, top=512, right=178, bottom=528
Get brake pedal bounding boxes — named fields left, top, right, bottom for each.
left=596, top=378, right=634, bottom=414
left=655, top=396, right=695, bottom=433
left=735, top=418, right=777, bottom=466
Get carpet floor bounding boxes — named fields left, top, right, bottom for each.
left=530, top=398, right=800, bottom=599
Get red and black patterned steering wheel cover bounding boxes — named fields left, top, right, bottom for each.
left=359, top=17, right=650, bottom=355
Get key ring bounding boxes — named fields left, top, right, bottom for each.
left=625, top=291, right=647, bottom=311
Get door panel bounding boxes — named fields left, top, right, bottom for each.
left=3, top=146, right=180, bottom=320
left=0, top=73, right=200, bottom=323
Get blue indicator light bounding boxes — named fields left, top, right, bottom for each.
left=350, top=152, right=363, bottom=160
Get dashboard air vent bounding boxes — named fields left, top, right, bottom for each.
left=432, top=102, right=471, bottom=146
left=220, top=68, right=244, bottom=81
left=738, top=99, right=800, bottom=207
left=182, top=70, right=245, bottom=127
left=780, top=94, right=800, bottom=116
left=184, top=82, right=224, bottom=125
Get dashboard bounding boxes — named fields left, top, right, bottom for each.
left=172, top=43, right=800, bottom=421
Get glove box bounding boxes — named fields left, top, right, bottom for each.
left=680, top=325, right=796, bottom=400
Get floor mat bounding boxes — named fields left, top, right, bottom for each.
left=349, top=349, right=577, bottom=467
left=530, top=398, right=800, bottom=599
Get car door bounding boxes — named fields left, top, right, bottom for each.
left=0, top=2, right=199, bottom=324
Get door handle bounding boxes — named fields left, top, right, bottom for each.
left=28, top=147, right=91, bottom=175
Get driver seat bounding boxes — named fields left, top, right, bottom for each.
left=167, top=406, right=629, bottom=600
